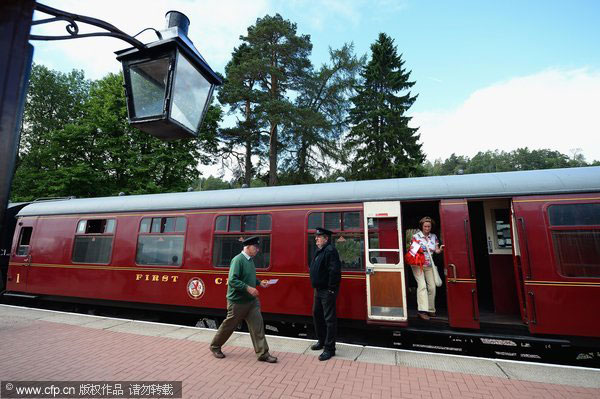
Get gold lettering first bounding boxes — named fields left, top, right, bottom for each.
left=135, top=274, right=178, bottom=283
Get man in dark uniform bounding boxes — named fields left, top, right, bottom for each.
left=309, top=227, right=342, bottom=361
left=209, top=236, right=277, bottom=363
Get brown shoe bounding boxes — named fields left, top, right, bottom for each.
left=258, top=354, right=278, bottom=363
left=418, top=312, right=430, bottom=320
left=210, top=348, right=225, bottom=359
left=428, top=312, right=436, bottom=318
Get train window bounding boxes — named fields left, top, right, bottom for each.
left=140, top=218, right=151, bottom=233
left=493, top=209, right=512, bottom=249
left=215, top=216, right=227, bottom=231
left=214, top=214, right=272, bottom=232
left=229, top=215, right=242, bottom=232
left=344, top=212, right=361, bottom=230
left=72, top=218, right=115, bottom=264
left=548, top=203, right=600, bottom=278
left=549, top=204, right=600, bottom=226
left=212, top=213, right=272, bottom=268
left=258, top=215, right=272, bottom=230
left=212, top=235, right=271, bottom=269
left=324, top=212, right=341, bottom=230
left=143, top=217, right=186, bottom=233
left=244, top=214, right=257, bottom=231
left=365, top=217, right=400, bottom=265
left=136, top=216, right=186, bottom=266
left=86, top=219, right=107, bottom=234
left=308, top=213, right=322, bottom=229
left=307, top=211, right=364, bottom=271
left=16, top=227, right=33, bottom=256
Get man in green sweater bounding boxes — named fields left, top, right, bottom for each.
left=209, top=236, right=277, bottom=363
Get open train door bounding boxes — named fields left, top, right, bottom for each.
left=363, top=202, right=407, bottom=325
left=440, top=199, right=480, bottom=329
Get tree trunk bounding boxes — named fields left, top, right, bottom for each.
left=298, top=133, right=308, bottom=180
left=244, top=138, right=252, bottom=187
left=268, top=123, right=278, bottom=186
left=244, top=99, right=252, bottom=186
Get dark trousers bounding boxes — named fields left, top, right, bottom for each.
left=312, top=288, right=338, bottom=352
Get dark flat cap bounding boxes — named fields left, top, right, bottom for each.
left=242, top=236, right=260, bottom=246
left=315, top=227, right=333, bottom=236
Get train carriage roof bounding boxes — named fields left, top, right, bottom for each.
left=17, top=166, right=600, bottom=217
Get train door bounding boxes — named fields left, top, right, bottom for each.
left=7, top=218, right=35, bottom=290
left=440, top=199, right=480, bottom=329
left=363, top=201, right=407, bottom=324
left=513, top=195, right=600, bottom=337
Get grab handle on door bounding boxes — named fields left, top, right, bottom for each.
left=528, top=291, right=537, bottom=325
left=366, top=267, right=375, bottom=275
left=447, top=264, right=457, bottom=282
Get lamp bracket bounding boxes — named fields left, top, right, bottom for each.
left=30, top=3, right=147, bottom=51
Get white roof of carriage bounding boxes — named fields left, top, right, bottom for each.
left=17, top=166, right=600, bottom=216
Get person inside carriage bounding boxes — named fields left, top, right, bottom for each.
left=407, top=216, right=444, bottom=320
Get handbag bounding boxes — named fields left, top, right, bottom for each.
left=404, top=248, right=425, bottom=268
left=425, top=245, right=443, bottom=287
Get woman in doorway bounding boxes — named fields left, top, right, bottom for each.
left=409, top=217, right=443, bottom=320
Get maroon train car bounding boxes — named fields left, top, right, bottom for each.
left=5, top=166, right=600, bottom=345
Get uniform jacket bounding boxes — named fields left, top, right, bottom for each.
left=309, top=242, right=342, bottom=291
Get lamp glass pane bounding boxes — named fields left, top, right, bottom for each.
left=128, top=57, right=169, bottom=118
left=170, top=52, right=212, bottom=132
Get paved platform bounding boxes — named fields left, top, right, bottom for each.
left=0, top=304, right=598, bottom=398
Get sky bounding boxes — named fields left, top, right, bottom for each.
left=30, top=0, right=600, bottom=169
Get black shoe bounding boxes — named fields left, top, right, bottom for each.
left=258, top=354, right=278, bottom=363
left=210, top=348, right=225, bottom=359
left=311, top=343, right=324, bottom=351
left=318, top=351, right=335, bottom=361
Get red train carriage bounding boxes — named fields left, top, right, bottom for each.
left=4, top=166, right=600, bottom=345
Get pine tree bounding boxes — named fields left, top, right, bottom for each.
left=280, top=43, right=364, bottom=184
left=346, top=33, right=424, bottom=180
left=241, top=14, right=312, bottom=186
left=218, top=43, right=265, bottom=186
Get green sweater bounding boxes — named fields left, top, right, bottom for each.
left=226, top=252, right=260, bottom=304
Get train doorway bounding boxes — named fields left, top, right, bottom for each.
left=400, top=201, right=447, bottom=321
left=469, top=200, right=521, bottom=326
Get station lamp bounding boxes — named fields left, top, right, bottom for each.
left=116, top=11, right=222, bottom=139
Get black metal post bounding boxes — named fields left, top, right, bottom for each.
left=0, top=0, right=35, bottom=232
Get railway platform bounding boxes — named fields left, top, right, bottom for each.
left=0, top=304, right=598, bottom=398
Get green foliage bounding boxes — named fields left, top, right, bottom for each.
left=235, top=14, right=313, bottom=186
left=199, top=176, right=233, bottom=191
left=280, top=43, right=365, bottom=184
left=345, top=33, right=425, bottom=180
left=424, top=148, right=594, bottom=176
left=11, top=65, right=221, bottom=201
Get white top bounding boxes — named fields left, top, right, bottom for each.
left=410, top=231, right=439, bottom=267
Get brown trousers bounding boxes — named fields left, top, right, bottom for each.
left=210, top=299, right=269, bottom=358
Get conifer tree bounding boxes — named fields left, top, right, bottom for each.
left=240, top=14, right=312, bottom=186
left=346, top=33, right=424, bottom=180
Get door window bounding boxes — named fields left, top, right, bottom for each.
left=16, top=227, right=33, bottom=256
